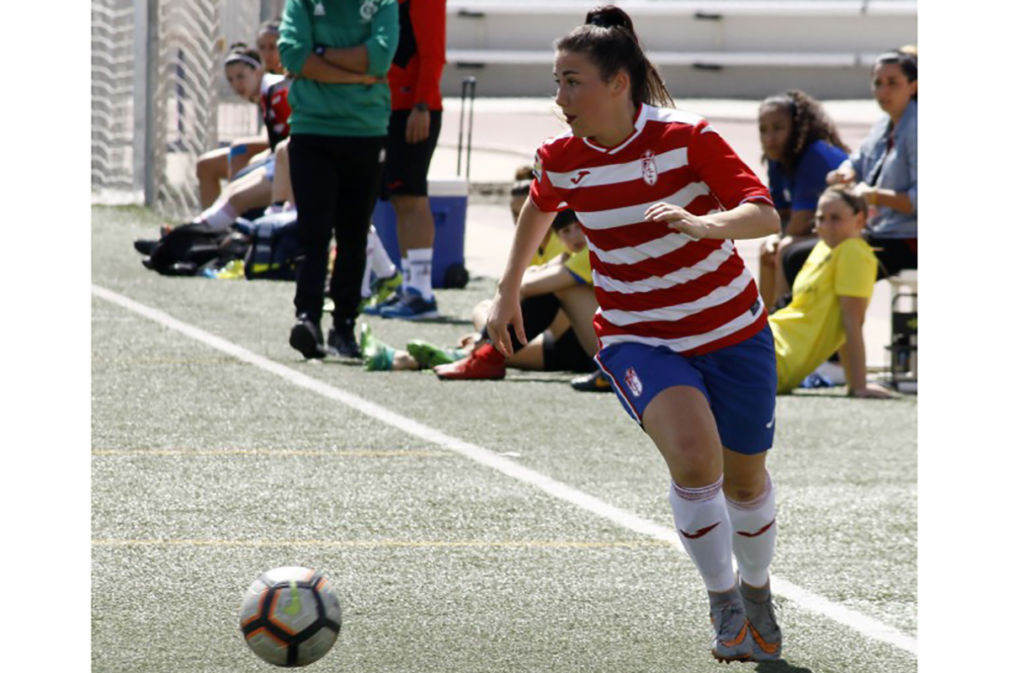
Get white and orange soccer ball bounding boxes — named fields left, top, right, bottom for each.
left=239, top=566, right=342, bottom=667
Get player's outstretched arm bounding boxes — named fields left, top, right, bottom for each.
left=486, top=198, right=555, bottom=356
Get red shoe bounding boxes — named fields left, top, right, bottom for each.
left=433, top=343, right=506, bottom=380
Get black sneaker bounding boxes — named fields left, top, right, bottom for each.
left=289, top=316, right=326, bottom=359
left=134, top=239, right=157, bottom=255
left=327, top=318, right=362, bottom=359
left=571, top=369, right=612, bottom=392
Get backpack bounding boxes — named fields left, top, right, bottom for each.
left=241, top=211, right=302, bottom=280
left=143, top=221, right=232, bottom=276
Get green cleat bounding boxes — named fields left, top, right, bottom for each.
left=361, top=271, right=403, bottom=311
left=359, top=323, right=395, bottom=371
left=405, top=340, right=467, bottom=369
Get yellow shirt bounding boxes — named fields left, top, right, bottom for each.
left=564, top=247, right=593, bottom=285
left=769, top=238, right=877, bottom=392
left=530, top=231, right=567, bottom=267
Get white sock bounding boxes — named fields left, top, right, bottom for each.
left=367, top=226, right=398, bottom=279
left=406, top=248, right=434, bottom=300
left=726, top=471, right=777, bottom=589
left=669, top=477, right=736, bottom=593
left=400, top=256, right=411, bottom=289
left=360, top=238, right=375, bottom=298
left=196, top=200, right=238, bottom=228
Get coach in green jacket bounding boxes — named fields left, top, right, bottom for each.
left=279, top=0, right=398, bottom=359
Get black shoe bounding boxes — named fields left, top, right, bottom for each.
left=289, top=316, right=326, bottom=359
left=327, top=318, right=362, bottom=359
left=134, top=239, right=157, bottom=255
left=571, top=369, right=612, bottom=392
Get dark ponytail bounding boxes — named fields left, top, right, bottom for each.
left=555, top=5, right=674, bottom=109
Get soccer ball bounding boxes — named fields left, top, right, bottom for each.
left=239, top=566, right=342, bottom=667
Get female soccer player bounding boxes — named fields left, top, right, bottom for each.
left=194, top=44, right=290, bottom=208
left=756, top=89, right=850, bottom=309
left=770, top=185, right=892, bottom=398
left=485, top=6, right=782, bottom=663
left=256, top=18, right=283, bottom=75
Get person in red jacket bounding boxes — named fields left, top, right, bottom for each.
left=367, top=0, right=447, bottom=320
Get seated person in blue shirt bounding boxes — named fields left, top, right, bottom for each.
left=826, top=48, right=917, bottom=278
left=756, top=89, right=850, bottom=310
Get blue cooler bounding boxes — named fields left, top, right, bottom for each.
left=370, top=177, right=469, bottom=288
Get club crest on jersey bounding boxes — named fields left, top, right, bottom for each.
left=624, top=367, right=644, bottom=397
left=360, top=0, right=378, bottom=21
left=641, top=150, right=658, bottom=186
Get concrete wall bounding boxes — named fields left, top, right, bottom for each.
left=440, top=0, right=917, bottom=99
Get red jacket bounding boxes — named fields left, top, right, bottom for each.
left=387, top=0, right=446, bottom=111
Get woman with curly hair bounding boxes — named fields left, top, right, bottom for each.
left=756, top=90, right=850, bottom=309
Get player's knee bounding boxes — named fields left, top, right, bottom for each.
left=390, top=194, right=427, bottom=216
left=196, top=156, right=217, bottom=180
left=723, top=474, right=766, bottom=503
left=667, top=433, right=718, bottom=480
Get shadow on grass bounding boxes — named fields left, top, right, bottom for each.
left=756, top=660, right=815, bottom=673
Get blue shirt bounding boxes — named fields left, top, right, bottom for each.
left=768, top=140, right=849, bottom=217
left=844, top=99, right=917, bottom=239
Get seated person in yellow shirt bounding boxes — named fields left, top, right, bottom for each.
left=769, top=185, right=892, bottom=398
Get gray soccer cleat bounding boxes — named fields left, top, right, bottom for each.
left=740, top=579, right=782, bottom=661
left=708, top=588, right=753, bottom=663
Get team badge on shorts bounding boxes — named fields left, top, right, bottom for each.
left=641, top=150, right=658, bottom=186
left=624, top=367, right=644, bottom=397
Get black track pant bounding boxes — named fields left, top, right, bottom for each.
left=288, top=133, right=386, bottom=324
left=481, top=293, right=595, bottom=372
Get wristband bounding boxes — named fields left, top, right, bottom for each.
left=868, top=188, right=878, bottom=206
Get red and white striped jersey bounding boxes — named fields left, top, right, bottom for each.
left=259, top=73, right=291, bottom=151
left=530, top=104, right=774, bottom=356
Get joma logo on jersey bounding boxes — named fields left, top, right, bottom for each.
left=624, top=367, right=643, bottom=397
left=641, top=150, right=658, bottom=186
left=571, top=170, right=591, bottom=185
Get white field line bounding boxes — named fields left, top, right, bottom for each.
left=92, top=284, right=916, bottom=657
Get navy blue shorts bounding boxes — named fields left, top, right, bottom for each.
left=595, top=326, right=777, bottom=455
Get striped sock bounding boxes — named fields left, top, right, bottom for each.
left=669, top=477, right=736, bottom=593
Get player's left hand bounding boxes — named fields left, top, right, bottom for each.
left=405, top=108, right=430, bottom=144
left=643, top=202, right=711, bottom=239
